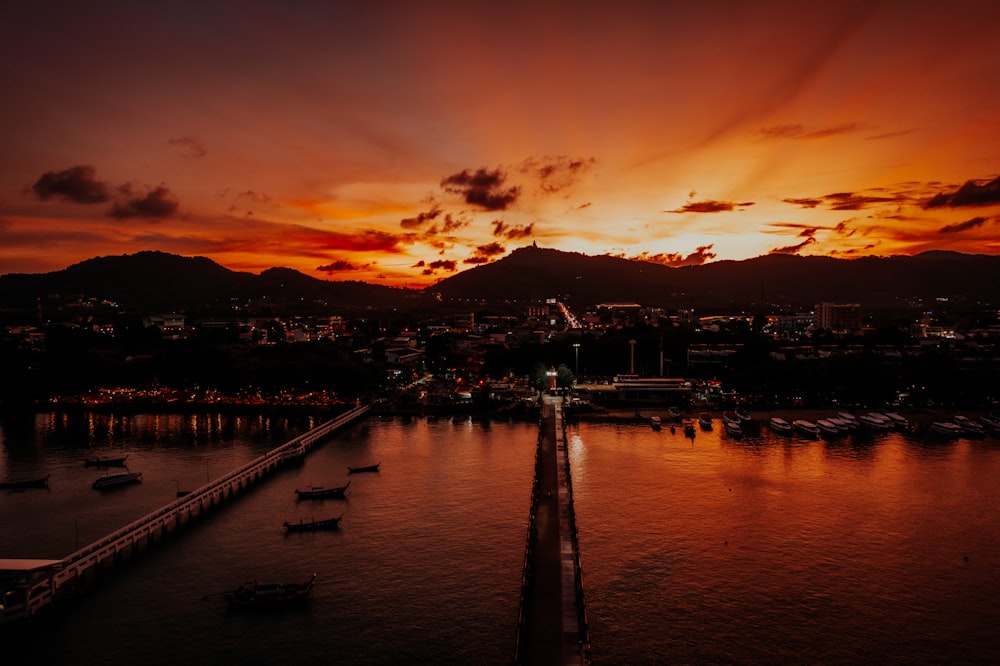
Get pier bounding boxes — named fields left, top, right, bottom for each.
left=516, top=395, right=590, bottom=665
left=0, top=404, right=369, bottom=625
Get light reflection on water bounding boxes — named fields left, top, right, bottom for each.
left=2, top=412, right=999, bottom=664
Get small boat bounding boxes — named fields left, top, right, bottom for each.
left=723, top=419, right=743, bottom=438
left=283, top=514, right=343, bottom=533
left=722, top=412, right=742, bottom=427
left=650, top=416, right=662, bottom=431
left=224, top=573, right=317, bottom=610
left=883, top=412, right=909, bottom=429
left=698, top=413, right=713, bottom=430
left=815, top=419, right=841, bottom=436
left=667, top=407, right=681, bottom=420
left=837, top=412, right=858, bottom=424
left=769, top=417, right=793, bottom=434
left=735, top=408, right=753, bottom=422
left=828, top=417, right=855, bottom=431
left=683, top=421, right=696, bottom=439
left=0, top=474, right=50, bottom=490
left=84, top=454, right=129, bottom=467
left=295, top=481, right=350, bottom=499
left=792, top=420, right=820, bottom=438
left=953, top=416, right=986, bottom=437
left=858, top=414, right=892, bottom=431
left=980, top=415, right=1000, bottom=434
left=92, top=471, right=142, bottom=490
left=347, top=463, right=380, bottom=474
left=929, top=421, right=962, bottom=438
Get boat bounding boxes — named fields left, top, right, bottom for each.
left=283, top=514, right=343, bottom=533
left=294, top=481, right=350, bottom=499
left=815, top=419, right=841, bottom=436
left=723, top=419, right=743, bottom=438
left=667, top=407, right=681, bottom=420
left=792, top=420, right=820, bottom=438
left=0, top=474, right=50, bottom=490
left=828, top=417, right=855, bottom=431
left=683, top=421, right=696, bottom=438
left=92, top=471, right=142, bottom=490
left=929, top=421, right=962, bottom=438
left=858, top=414, right=892, bottom=431
left=347, top=463, right=380, bottom=474
left=953, top=416, right=986, bottom=437
left=698, top=413, right=713, bottom=430
left=224, top=573, right=317, bottom=610
left=734, top=408, right=753, bottom=422
left=883, top=412, right=909, bottom=430
left=722, top=411, right=742, bottom=427
left=837, top=412, right=858, bottom=424
left=84, top=454, right=129, bottom=467
left=769, top=417, right=793, bottom=434
left=980, top=415, right=1000, bottom=434
left=649, top=416, right=662, bottom=431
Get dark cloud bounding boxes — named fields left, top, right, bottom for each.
left=168, top=136, right=207, bottom=158
left=667, top=200, right=754, bottom=213
left=519, top=156, right=597, bottom=194
left=925, top=175, right=1000, bottom=208
left=108, top=185, right=179, bottom=219
left=400, top=206, right=442, bottom=229
left=463, top=242, right=506, bottom=265
left=783, top=190, right=902, bottom=211
left=756, top=122, right=863, bottom=141
left=441, top=167, right=520, bottom=211
left=625, top=245, right=717, bottom=267
left=419, top=259, right=458, bottom=276
left=768, top=237, right=817, bottom=255
left=31, top=165, right=110, bottom=204
left=238, top=190, right=272, bottom=204
left=491, top=219, right=534, bottom=239
left=782, top=197, right=823, bottom=208
left=316, top=259, right=369, bottom=272
left=939, top=216, right=990, bottom=233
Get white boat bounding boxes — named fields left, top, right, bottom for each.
left=769, top=417, right=793, bottom=434
left=724, top=419, right=743, bottom=438
left=883, top=412, right=909, bottom=429
left=792, top=419, right=820, bottom=437
left=828, top=417, right=855, bottom=431
left=929, top=421, right=962, bottom=438
left=837, top=412, right=858, bottom=424
left=953, top=416, right=986, bottom=437
left=815, top=419, right=841, bottom=436
left=859, top=414, right=892, bottom=431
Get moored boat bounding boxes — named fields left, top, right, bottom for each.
left=859, top=414, right=892, bottom=431
left=953, top=416, right=986, bottom=437
left=0, top=474, right=50, bottom=490
left=735, top=407, right=753, bottom=422
left=792, top=419, right=820, bottom=438
left=347, top=462, right=380, bottom=474
left=724, top=419, right=743, bottom=438
left=84, top=454, right=129, bottom=467
left=883, top=412, right=909, bottom=430
left=929, top=421, right=962, bottom=438
left=283, top=514, right=343, bottom=533
left=981, top=415, right=1000, bottom=435
left=769, top=417, right=793, bottom=434
left=224, top=573, right=317, bottom=610
left=667, top=407, right=681, bottom=420
left=828, top=417, right=856, bottom=431
left=815, top=419, right=841, bottom=436
left=295, top=481, right=350, bottom=499
left=650, top=416, right=662, bottom=431
left=92, top=471, right=142, bottom=490
left=698, top=413, right=713, bottom=430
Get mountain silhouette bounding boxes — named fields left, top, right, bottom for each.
left=1, top=247, right=998, bottom=313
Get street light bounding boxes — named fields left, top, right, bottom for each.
left=573, top=343, right=580, bottom=375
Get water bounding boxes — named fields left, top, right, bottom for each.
left=2, top=412, right=1000, bottom=664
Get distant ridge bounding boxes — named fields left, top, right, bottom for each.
left=1, top=247, right=998, bottom=313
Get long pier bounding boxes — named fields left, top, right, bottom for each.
left=0, top=404, right=369, bottom=625
left=516, top=395, right=590, bottom=665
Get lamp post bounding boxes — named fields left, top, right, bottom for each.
left=573, top=343, right=580, bottom=376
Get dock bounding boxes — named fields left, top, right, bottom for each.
left=515, top=395, right=591, bottom=664
left=0, top=404, right=369, bottom=625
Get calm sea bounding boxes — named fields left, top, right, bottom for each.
left=2, top=410, right=999, bottom=665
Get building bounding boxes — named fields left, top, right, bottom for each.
left=815, top=303, right=862, bottom=332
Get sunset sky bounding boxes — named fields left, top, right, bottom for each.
left=2, top=0, right=999, bottom=287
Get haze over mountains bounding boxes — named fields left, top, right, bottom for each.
left=1, top=246, right=998, bottom=313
